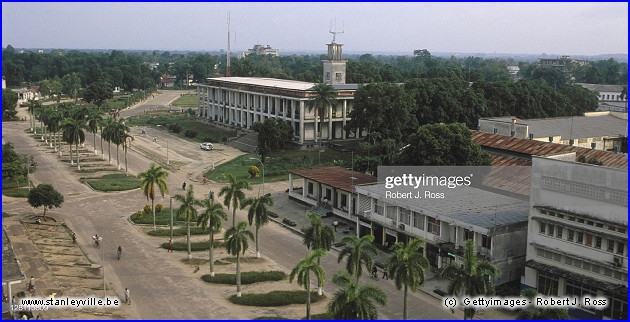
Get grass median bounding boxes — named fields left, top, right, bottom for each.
left=228, top=290, right=324, bottom=306
left=83, top=173, right=140, bottom=191
left=201, top=271, right=286, bottom=285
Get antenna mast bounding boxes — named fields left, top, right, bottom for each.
left=227, top=12, right=231, bottom=77
left=329, top=19, right=344, bottom=43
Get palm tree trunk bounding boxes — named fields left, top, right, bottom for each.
left=255, top=226, right=260, bottom=258
left=187, top=221, right=192, bottom=260
left=232, top=208, right=236, bottom=228
left=116, top=144, right=120, bottom=170
left=100, top=129, right=104, bottom=159
left=94, top=132, right=97, bottom=155
left=69, top=142, right=74, bottom=165
left=124, top=143, right=128, bottom=175
left=236, top=253, right=241, bottom=297
left=403, top=284, right=408, bottom=320
left=317, top=257, right=323, bottom=295
left=152, top=198, right=156, bottom=231
left=306, top=273, right=311, bottom=320
left=76, top=141, right=80, bottom=171
left=108, top=141, right=112, bottom=164
left=209, top=230, right=215, bottom=277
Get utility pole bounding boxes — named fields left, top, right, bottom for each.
left=226, top=12, right=231, bottom=77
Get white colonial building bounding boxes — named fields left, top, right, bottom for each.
left=522, top=153, right=627, bottom=319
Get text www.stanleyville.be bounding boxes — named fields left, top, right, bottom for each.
left=13, top=297, right=122, bottom=311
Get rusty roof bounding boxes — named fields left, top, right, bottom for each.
left=289, top=166, right=377, bottom=193
left=472, top=131, right=628, bottom=169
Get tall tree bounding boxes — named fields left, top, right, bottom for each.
left=137, top=163, right=170, bottom=231
left=289, top=249, right=327, bottom=320
left=27, top=184, right=64, bottom=219
left=2, top=89, right=18, bottom=120
left=307, top=82, right=337, bottom=163
left=224, top=221, right=254, bottom=297
left=387, top=239, right=430, bottom=319
left=61, top=118, right=86, bottom=170
left=219, top=173, right=252, bottom=228
left=251, top=118, right=294, bottom=163
left=86, top=108, right=104, bottom=155
left=302, top=211, right=335, bottom=295
left=173, top=185, right=201, bottom=260
left=197, top=198, right=228, bottom=276
left=242, top=194, right=273, bottom=258
left=61, top=72, right=82, bottom=103
left=440, top=239, right=501, bottom=319
left=337, top=234, right=378, bottom=283
left=102, top=117, right=116, bottom=164
left=83, top=81, right=113, bottom=109
left=327, top=272, right=387, bottom=320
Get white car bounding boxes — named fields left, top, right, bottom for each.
left=200, top=142, right=213, bottom=151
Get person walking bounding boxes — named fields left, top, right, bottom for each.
left=124, top=288, right=130, bottom=304
left=168, top=239, right=173, bottom=252
left=203, top=177, right=207, bottom=184
left=382, top=267, right=389, bottom=280
left=28, top=276, right=35, bottom=292
left=182, top=182, right=186, bottom=190
left=72, top=232, right=77, bottom=244
left=117, top=246, right=122, bottom=260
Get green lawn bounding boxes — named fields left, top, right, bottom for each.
left=205, top=149, right=354, bottom=184
left=228, top=290, right=324, bottom=306
left=124, top=111, right=237, bottom=143
left=130, top=207, right=185, bottom=225
left=171, top=94, right=198, bottom=108
left=3, top=188, right=30, bottom=198
left=83, top=173, right=140, bottom=192
left=201, top=271, right=286, bottom=285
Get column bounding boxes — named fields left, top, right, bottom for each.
left=342, top=100, right=347, bottom=139
left=328, top=105, right=333, bottom=140
left=302, top=178, right=306, bottom=198
left=455, top=226, right=459, bottom=249
left=299, top=101, right=305, bottom=144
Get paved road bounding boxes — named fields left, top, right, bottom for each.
left=1, top=91, right=490, bottom=320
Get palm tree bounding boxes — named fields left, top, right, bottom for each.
left=47, top=110, right=63, bottom=154
left=26, top=99, right=42, bottom=132
left=242, top=194, right=273, bottom=258
left=387, top=239, right=430, bottom=319
left=219, top=173, right=252, bottom=228
left=439, top=239, right=501, bottom=320
left=102, top=117, right=116, bottom=164
left=173, top=185, right=201, bottom=260
left=86, top=108, right=104, bottom=155
left=137, top=163, right=170, bottom=231
left=224, top=220, right=254, bottom=297
left=327, top=272, right=387, bottom=320
left=61, top=118, right=86, bottom=170
left=289, top=249, right=327, bottom=320
left=307, top=82, right=337, bottom=163
left=112, top=118, right=127, bottom=170
left=115, top=119, right=132, bottom=175
left=302, top=211, right=335, bottom=295
left=197, top=198, right=227, bottom=276
left=337, top=234, right=377, bottom=283
left=516, top=288, right=570, bottom=320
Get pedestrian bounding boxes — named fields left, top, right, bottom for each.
left=168, top=239, right=173, bottom=252
left=72, top=232, right=77, bottom=244
left=382, top=267, right=389, bottom=280
left=28, top=276, right=34, bottom=291
left=203, top=177, right=207, bottom=184
left=182, top=182, right=186, bottom=190
left=12, top=296, right=16, bottom=306
left=124, top=288, right=130, bottom=304
left=209, top=191, right=214, bottom=202
left=371, top=265, right=378, bottom=279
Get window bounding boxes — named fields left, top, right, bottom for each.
left=464, top=229, right=474, bottom=241
left=595, top=237, right=602, bottom=249
left=335, top=72, right=342, bottom=81
left=325, top=188, right=332, bottom=201
left=428, top=217, right=440, bottom=236
left=596, top=223, right=604, bottom=228
left=482, top=235, right=491, bottom=249
left=326, top=72, right=331, bottom=80
left=568, top=229, right=574, bottom=242
left=578, top=218, right=584, bottom=223
left=568, top=216, right=575, bottom=221
left=607, top=240, right=615, bottom=252
left=618, top=227, right=626, bottom=233
left=538, top=273, right=559, bottom=296
left=585, top=234, right=593, bottom=247
left=539, top=223, right=546, bottom=234
left=340, top=193, right=347, bottom=209
left=557, top=214, right=564, bottom=219
left=603, top=292, right=628, bottom=320
left=617, top=242, right=624, bottom=255
left=547, top=224, right=554, bottom=236
left=556, top=227, right=563, bottom=238
left=413, top=212, right=424, bottom=230
left=577, top=232, right=584, bottom=244
left=587, top=220, right=594, bottom=226
left=307, top=182, right=313, bottom=195
left=400, top=208, right=411, bottom=225
left=566, top=281, right=597, bottom=298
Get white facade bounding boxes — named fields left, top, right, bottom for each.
left=522, top=153, right=627, bottom=319
left=196, top=78, right=356, bottom=144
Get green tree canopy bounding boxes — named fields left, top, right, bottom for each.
left=251, top=118, right=294, bottom=163
left=27, top=184, right=64, bottom=218
left=2, top=89, right=18, bottom=120
left=83, top=81, right=113, bottom=109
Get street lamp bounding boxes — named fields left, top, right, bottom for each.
left=249, top=157, right=264, bottom=195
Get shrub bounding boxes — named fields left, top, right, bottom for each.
left=282, top=218, right=296, bottom=227
left=201, top=271, right=286, bottom=285
left=201, top=136, right=215, bottom=143
left=160, top=240, right=223, bottom=251
left=228, top=290, right=324, bottom=306
left=135, top=211, right=143, bottom=220
left=168, top=123, right=182, bottom=133
left=155, top=204, right=163, bottom=213
left=248, top=165, right=260, bottom=178
left=143, top=204, right=152, bottom=214
left=268, top=212, right=279, bottom=218
left=148, top=226, right=207, bottom=236
left=184, top=129, right=198, bottom=138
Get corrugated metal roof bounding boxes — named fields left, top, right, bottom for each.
left=472, top=131, right=628, bottom=169
left=289, top=166, right=377, bottom=192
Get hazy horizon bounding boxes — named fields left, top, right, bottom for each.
left=2, top=2, right=628, bottom=56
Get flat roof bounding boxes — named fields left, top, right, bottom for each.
left=2, top=229, right=25, bottom=283
left=356, top=183, right=529, bottom=229
left=289, top=166, right=376, bottom=193
left=482, top=113, right=627, bottom=140
left=206, top=77, right=316, bottom=91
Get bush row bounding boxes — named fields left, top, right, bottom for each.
left=201, top=271, right=286, bottom=285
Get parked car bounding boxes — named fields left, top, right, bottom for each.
left=200, top=142, right=213, bottom=151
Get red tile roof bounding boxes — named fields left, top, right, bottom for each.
left=289, top=166, right=376, bottom=192
left=472, top=131, right=627, bottom=169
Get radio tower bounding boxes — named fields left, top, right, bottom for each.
left=226, top=12, right=231, bottom=77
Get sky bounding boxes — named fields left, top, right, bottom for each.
left=2, top=2, right=628, bottom=56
